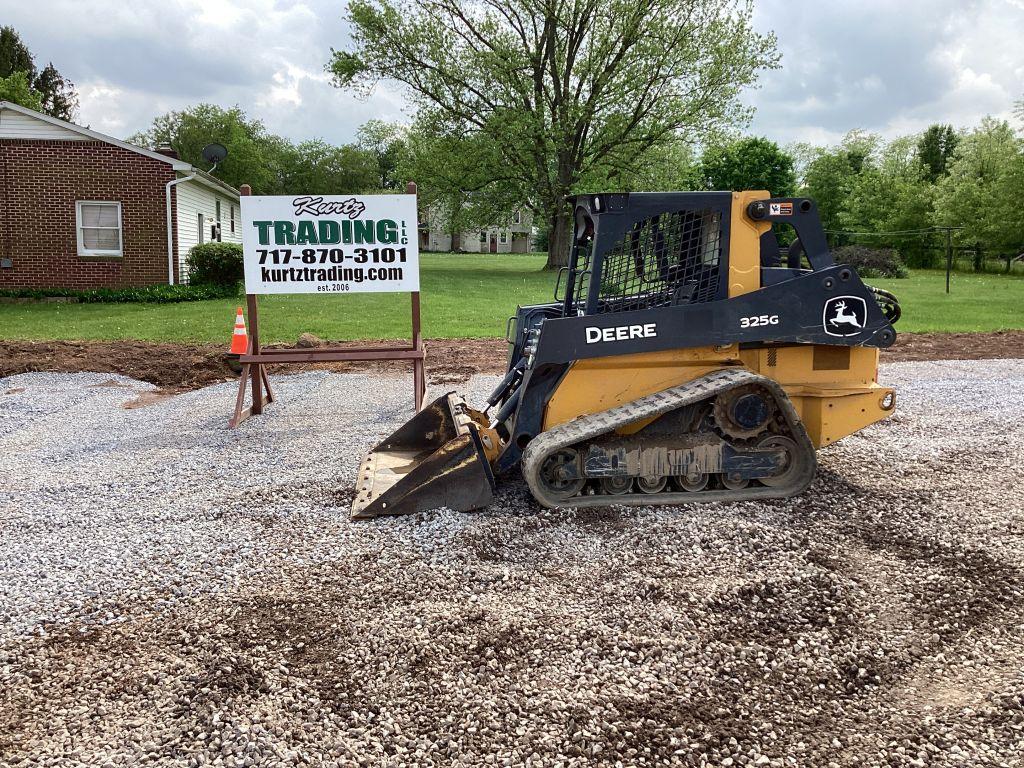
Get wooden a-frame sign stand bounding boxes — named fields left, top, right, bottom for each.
left=229, top=181, right=426, bottom=428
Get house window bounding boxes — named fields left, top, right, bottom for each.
left=500, top=231, right=508, bottom=243
left=479, top=231, right=486, bottom=242
left=513, top=210, right=522, bottom=224
left=215, top=200, right=221, bottom=222
left=198, top=213, right=205, bottom=244
left=76, top=201, right=122, bottom=257
left=230, top=204, right=235, bottom=234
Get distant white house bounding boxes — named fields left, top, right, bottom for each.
left=0, top=100, right=240, bottom=289
left=419, top=205, right=534, bottom=253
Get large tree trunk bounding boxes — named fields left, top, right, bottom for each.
left=449, top=195, right=463, bottom=252
left=544, top=210, right=572, bottom=269
left=544, top=164, right=574, bottom=269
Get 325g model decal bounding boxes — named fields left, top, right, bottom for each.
left=740, top=314, right=780, bottom=328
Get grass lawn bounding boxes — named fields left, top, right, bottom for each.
left=0, top=255, right=1021, bottom=343
left=867, top=270, right=1024, bottom=333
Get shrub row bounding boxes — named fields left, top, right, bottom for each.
left=0, top=243, right=245, bottom=303
left=0, top=283, right=238, bottom=303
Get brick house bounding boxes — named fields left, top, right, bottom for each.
left=0, top=101, right=241, bottom=290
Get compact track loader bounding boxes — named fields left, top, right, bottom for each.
left=351, top=191, right=901, bottom=519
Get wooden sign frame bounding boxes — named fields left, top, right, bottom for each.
left=229, top=181, right=426, bottom=428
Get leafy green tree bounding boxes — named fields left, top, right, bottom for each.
left=786, top=142, right=821, bottom=187
left=331, top=0, right=779, bottom=267
left=933, top=117, right=1024, bottom=254
left=130, top=104, right=281, bottom=192
left=840, top=136, right=935, bottom=265
left=274, top=139, right=379, bottom=194
left=357, top=120, right=409, bottom=190
left=916, top=124, right=958, bottom=183
left=132, top=103, right=387, bottom=196
left=698, top=136, right=796, bottom=194
left=401, top=113, right=520, bottom=249
left=584, top=139, right=703, bottom=193
left=799, top=131, right=880, bottom=240
left=0, top=70, right=43, bottom=112
left=0, top=26, right=34, bottom=77
left=33, top=63, right=78, bottom=121
left=0, top=26, right=78, bottom=120
left=800, top=152, right=856, bottom=238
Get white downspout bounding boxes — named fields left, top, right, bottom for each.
left=165, top=173, right=196, bottom=285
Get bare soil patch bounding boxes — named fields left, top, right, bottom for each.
left=0, top=340, right=238, bottom=391
left=0, top=338, right=505, bottom=394
left=0, top=331, right=1020, bottom=395
left=881, top=330, right=1024, bottom=362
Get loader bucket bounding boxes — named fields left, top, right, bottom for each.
left=350, top=393, right=496, bottom=519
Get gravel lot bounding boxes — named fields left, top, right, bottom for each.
left=1, top=361, right=1023, bottom=767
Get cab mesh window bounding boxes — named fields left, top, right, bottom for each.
left=588, top=208, right=723, bottom=313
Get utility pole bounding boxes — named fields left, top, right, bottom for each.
left=939, top=226, right=964, bottom=293
left=945, top=227, right=952, bottom=294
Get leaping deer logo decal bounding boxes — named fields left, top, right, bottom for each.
left=823, top=296, right=868, bottom=337
left=829, top=300, right=862, bottom=329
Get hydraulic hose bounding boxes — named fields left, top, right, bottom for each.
left=866, top=285, right=902, bottom=325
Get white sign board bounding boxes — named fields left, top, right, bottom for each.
left=240, top=194, right=419, bottom=294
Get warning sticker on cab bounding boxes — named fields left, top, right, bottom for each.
left=769, top=202, right=793, bottom=216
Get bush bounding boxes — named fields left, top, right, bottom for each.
left=532, top=226, right=549, bottom=252
left=0, top=283, right=237, bottom=303
left=832, top=245, right=909, bottom=279
left=899, top=243, right=941, bottom=270
left=187, top=242, right=244, bottom=287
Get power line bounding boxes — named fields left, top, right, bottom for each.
left=823, top=226, right=963, bottom=237
left=822, top=225, right=966, bottom=294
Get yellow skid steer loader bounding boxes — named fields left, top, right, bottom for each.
left=352, top=191, right=900, bottom=518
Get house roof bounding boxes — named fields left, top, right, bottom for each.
left=189, top=168, right=242, bottom=198
left=0, top=100, right=240, bottom=199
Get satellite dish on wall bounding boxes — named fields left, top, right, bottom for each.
left=201, top=142, right=228, bottom=171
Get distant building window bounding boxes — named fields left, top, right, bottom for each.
left=500, top=231, right=508, bottom=243
left=513, top=210, right=522, bottom=224
left=76, top=201, right=122, bottom=257
left=230, top=204, right=235, bottom=234
left=479, top=231, right=487, bottom=242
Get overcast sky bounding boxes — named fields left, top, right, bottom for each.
left=5, top=0, right=1023, bottom=148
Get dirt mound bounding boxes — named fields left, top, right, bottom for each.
left=1, top=332, right=1021, bottom=393
left=880, top=330, right=1024, bottom=362
left=0, top=338, right=507, bottom=391
left=0, top=340, right=236, bottom=391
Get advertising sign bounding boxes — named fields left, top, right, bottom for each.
left=240, top=194, right=420, bottom=294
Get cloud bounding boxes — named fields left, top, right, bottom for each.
left=746, top=0, right=1024, bottom=145
left=5, top=0, right=407, bottom=143
left=5, top=0, right=1023, bottom=148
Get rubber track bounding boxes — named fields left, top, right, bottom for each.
left=522, top=368, right=817, bottom=509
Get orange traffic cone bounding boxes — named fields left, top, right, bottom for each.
left=229, top=307, right=249, bottom=354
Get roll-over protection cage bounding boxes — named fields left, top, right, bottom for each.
left=557, top=192, right=838, bottom=318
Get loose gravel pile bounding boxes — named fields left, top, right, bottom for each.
left=1, top=362, right=1023, bottom=768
